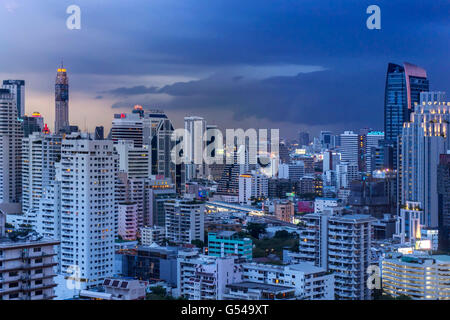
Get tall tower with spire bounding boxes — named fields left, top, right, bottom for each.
left=54, top=63, right=69, bottom=133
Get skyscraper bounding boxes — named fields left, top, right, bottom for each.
left=0, top=88, right=23, bottom=206
left=339, top=131, right=359, bottom=164
left=21, top=112, right=44, bottom=137
left=184, top=116, right=206, bottom=181
left=111, top=107, right=180, bottom=189
left=437, top=153, right=450, bottom=251
left=296, top=211, right=376, bottom=300
left=298, top=131, right=310, bottom=147
left=21, top=132, right=62, bottom=214
left=2, top=80, right=25, bottom=118
left=384, top=62, right=429, bottom=169
left=400, top=92, right=449, bottom=228
left=37, top=133, right=117, bottom=288
left=54, top=65, right=69, bottom=133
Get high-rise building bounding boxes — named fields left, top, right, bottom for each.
left=2, top=80, right=25, bottom=119
left=437, top=153, right=450, bottom=251
left=165, top=199, right=205, bottom=244
left=21, top=132, right=62, bottom=214
left=365, top=131, right=384, bottom=173
left=295, top=211, right=376, bottom=300
left=238, top=172, right=268, bottom=205
left=21, top=112, right=44, bottom=137
left=111, top=107, right=181, bottom=190
left=94, top=126, right=104, bottom=140
left=115, top=140, right=151, bottom=179
left=384, top=62, right=429, bottom=170
left=117, top=202, right=138, bottom=240
left=146, top=177, right=176, bottom=227
left=115, top=173, right=145, bottom=233
left=54, top=66, right=69, bottom=134
left=184, top=116, right=206, bottom=181
left=399, top=92, right=449, bottom=228
left=339, top=131, right=359, bottom=164
left=37, top=133, right=117, bottom=288
left=0, top=88, right=23, bottom=206
left=336, top=162, right=359, bottom=189
left=298, top=131, right=310, bottom=147
left=320, top=131, right=335, bottom=150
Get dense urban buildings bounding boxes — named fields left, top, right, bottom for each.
left=1, top=54, right=449, bottom=302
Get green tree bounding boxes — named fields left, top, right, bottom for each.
left=246, top=223, right=267, bottom=239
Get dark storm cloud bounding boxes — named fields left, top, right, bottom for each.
left=108, top=68, right=383, bottom=128
left=1, top=0, right=449, bottom=135
left=105, top=86, right=159, bottom=96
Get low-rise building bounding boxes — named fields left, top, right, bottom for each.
left=239, top=262, right=334, bottom=300
left=207, top=231, right=252, bottom=260
left=140, top=226, right=165, bottom=246
left=175, top=250, right=242, bottom=300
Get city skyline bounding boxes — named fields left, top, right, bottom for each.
left=1, top=0, right=449, bottom=138
left=1, top=0, right=450, bottom=303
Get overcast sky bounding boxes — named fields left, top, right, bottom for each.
left=1, top=0, right=449, bottom=139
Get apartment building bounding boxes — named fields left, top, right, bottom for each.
left=235, top=262, right=334, bottom=300
left=0, top=231, right=59, bottom=300
left=165, top=199, right=205, bottom=244
left=140, top=226, right=165, bottom=246
left=382, top=253, right=450, bottom=300
left=296, top=210, right=376, bottom=300
left=175, top=250, right=242, bottom=300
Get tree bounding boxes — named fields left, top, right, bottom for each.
left=151, top=286, right=167, bottom=296
left=246, top=223, right=267, bottom=239
left=274, top=230, right=292, bottom=239
left=191, top=239, right=205, bottom=249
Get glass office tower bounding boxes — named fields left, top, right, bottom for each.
left=383, top=62, right=429, bottom=169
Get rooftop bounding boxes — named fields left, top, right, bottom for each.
left=227, top=281, right=293, bottom=293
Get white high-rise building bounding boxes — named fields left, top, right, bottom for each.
left=0, top=88, right=23, bottom=206
left=22, top=132, right=62, bottom=214
left=238, top=172, right=268, bottom=205
left=336, top=162, right=359, bottom=189
left=323, top=151, right=341, bottom=172
left=295, top=210, right=376, bottom=300
left=2, top=80, right=25, bottom=118
left=165, top=198, right=205, bottom=244
left=184, top=116, right=207, bottom=181
left=114, top=140, right=151, bottom=178
left=36, top=133, right=117, bottom=289
left=400, top=92, right=449, bottom=228
left=339, top=131, right=359, bottom=164
left=365, top=131, right=384, bottom=173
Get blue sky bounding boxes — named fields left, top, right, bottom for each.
left=1, top=0, right=449, bottom=138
